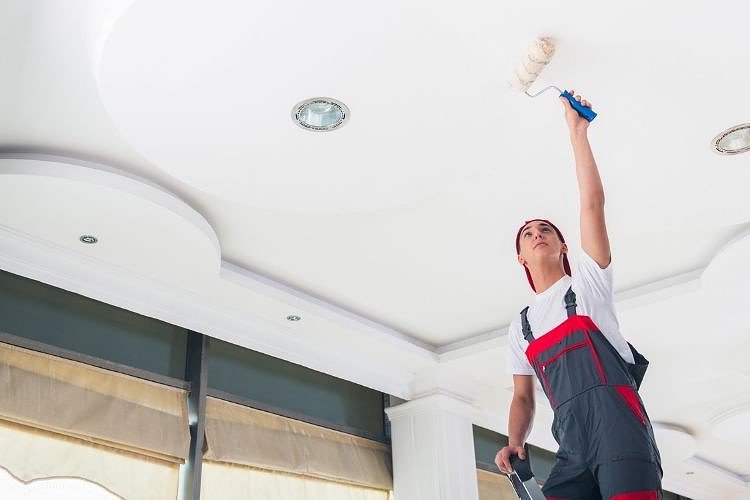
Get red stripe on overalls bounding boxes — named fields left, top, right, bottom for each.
left=525, top=315, right=609, bottom=406
left=547, top=491, right=658, bottom=500
left=615, top=385, right=646, bottom=425
left=609, top=490, right=659, bottom=500
left=525, top=315, right=599, bottom=360
left=526, top=316, right=608, bottom=384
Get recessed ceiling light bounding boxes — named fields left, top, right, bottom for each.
left=286, top=315, right=301, bottom=322
left=79, top=235, right=98, bottom=244
left=292, top=98, right=349, bottom=132
left=712, top=123, right=750, bottom=155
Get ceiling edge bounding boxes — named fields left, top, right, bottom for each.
left=0, top=223, right=419, bottom=398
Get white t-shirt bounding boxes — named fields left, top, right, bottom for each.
left=507, top=251, right=635, bottom=375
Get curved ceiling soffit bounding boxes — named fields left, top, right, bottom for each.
left=650, top=422, right=697, bottom=461
left=699, top=226, right=750, bottom=299
left=0, top=153, right=221, bottom=272
left=708, top=401, right=750, bottom=446
left=94, top=0, right=482, bottom=213
left=89, top=0, right=136, bottom=74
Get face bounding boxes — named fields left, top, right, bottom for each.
left=517, top=221, right=567, bottom=267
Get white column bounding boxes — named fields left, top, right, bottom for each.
left=385, top=392, right=479, bottom=500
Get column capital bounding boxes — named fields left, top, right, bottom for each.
left=385, top=391, right=477, bottom=421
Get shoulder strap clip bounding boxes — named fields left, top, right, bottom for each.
left=564, top=287, right=577, bottom=318
left=520, top=306, right=535, bottom=342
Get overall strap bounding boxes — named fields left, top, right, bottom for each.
left=520, top=306, right=535, bottom=342
left=564, top=287, right=578, bottom=318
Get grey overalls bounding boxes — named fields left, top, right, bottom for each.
left=521, top=288, right=662, bottom=499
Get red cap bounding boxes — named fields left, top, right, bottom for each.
left=515, top=219, right=571, bottom=292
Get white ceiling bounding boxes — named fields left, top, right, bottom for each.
left=2, top=0, right=750, bottom=497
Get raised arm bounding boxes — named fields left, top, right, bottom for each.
left=561, top=91, right=611, bottom=268
left=494, top=374, right=535, bottom=473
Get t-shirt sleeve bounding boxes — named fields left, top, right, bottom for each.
left=574, top=250, right=615, bottom=303
left=506, top=317, right=535, bottom=375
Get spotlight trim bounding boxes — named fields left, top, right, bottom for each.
left=712, top=123, right=750, bottom=155
left=292, top=97, right=349, bottom=132
left=79, top=235, right=98, bottom=244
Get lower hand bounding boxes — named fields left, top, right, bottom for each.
left=494, top=444, right=527, bottom=474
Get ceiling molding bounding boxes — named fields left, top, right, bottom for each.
left=687, top=456, right=750, bottom=485
left=220, top=260, right=436, bottom=359
left=0, top=149, right=203, bottom=216
left=613, top=268, right=704, bottom=312
left=0, top=223, right=417, bottom=398
left=436, top=326, right=508, bottom=361
left=700, top=226, right=750, bottom=293
left=435, top=267, right=704, bottom=360
left=0, top=152, right=221, bottom=261
left=0, top=151, right=434, bottom=357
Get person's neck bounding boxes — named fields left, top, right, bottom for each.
left=530, top=266, right=566, bottom=294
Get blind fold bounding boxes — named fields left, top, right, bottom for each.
left=201, top=462, right=391, bottom=500
left=0, top=341, right=190, bottom=462
left=204, top=397, right=392, bottom=490
left=0, top=418, right=179, bottom=500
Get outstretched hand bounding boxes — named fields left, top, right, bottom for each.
left=560, top=89, right=592, bottom=135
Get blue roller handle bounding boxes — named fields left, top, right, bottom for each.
left=561, top=90, right=597, bottom=121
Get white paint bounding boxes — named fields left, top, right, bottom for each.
left=0, top=155, right=220, bottom=288
left=3, top=0, right=750, bottom=496
left=651, top=422, right=697, bottom=462
left=686, top=456, right=750, bottom=486
left=710, top=403, right=750, bottom=446
left=97, top=0, right=481, bottom=212
left=220, top=260, right=436, bottom=356
left=0, top=223, right=420, bottom=399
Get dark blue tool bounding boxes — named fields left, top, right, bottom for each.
left=525, top=86, right=597, bottom=122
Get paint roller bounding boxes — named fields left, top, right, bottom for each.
left=510, top=37, right=597, bottom=121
